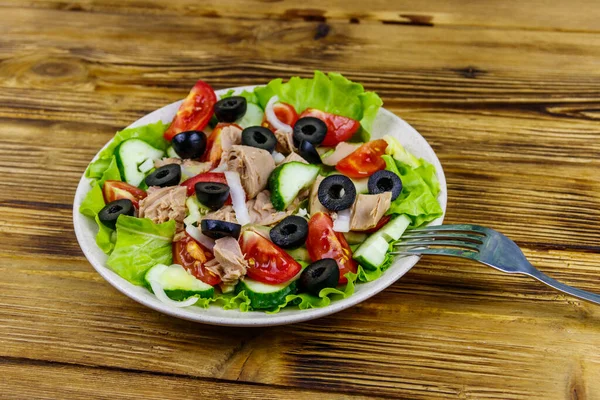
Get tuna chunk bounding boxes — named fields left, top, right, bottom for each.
left=322, top=142, right=361, bottom=166
left=281, top=152, right=308, bottom=165
left=274, top=130, right=295, bottom=155
left=349, top=193, right=392, bottom=231
left=216, top=125, right=243, bottom=169
left=201, top=205, right=237, bottom=223
left=247, top=190, right=298, bottom=225
left=309, top=175, right=327, bottom=215
left=154, top=158, right=211, bottom=173
left=138, top=186, right=187, bottom=234
left=225, top=145, right=275, bottom=199
left=204, top=237, right=248, bottom=286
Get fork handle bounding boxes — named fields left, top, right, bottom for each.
left=525, top=268, right=600, bottom=305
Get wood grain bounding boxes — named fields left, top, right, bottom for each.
left=1, top=1, right=599, bottom=399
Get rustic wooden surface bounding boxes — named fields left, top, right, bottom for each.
left=1, top=1, right=599, bottom=399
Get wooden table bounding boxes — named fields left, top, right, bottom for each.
left=1, top=1, right=599, bottom=398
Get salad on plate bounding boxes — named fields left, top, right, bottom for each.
left=79, top=71, right=442, bottom=313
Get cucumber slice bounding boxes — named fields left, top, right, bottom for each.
left=343, top=231, right=368, bottom=245
left=115, top=139, right=164, bottom=187
left=378, top=215, right=411, bottom=242
left=235, top=103, right=264, bottom=129
left=353, top=235, right=389, bottom=270
left=285, top=246, right=311, bottom=263
left=352, top=215, right=411, bottom=270
left=269, top=162, right=320, bottom=210
left=167, top=146, right=181, bottom=159
left=183, top=196, right=211, bottom=227
left=145, top=264, right=215, bottom=300
left=236, top=276, right=298, bottom=310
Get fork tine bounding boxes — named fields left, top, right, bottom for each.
left=398, top=232, right=485, bottom=244
left=406, top=224, right=488, bottom=236
left=394, top=240, right=481, bottom=251
left=390, top=248, right=480, bottom=259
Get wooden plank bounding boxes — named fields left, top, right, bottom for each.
left=1, top=0, right=599, bottom=32
left=1, top=251, right=599, bottom=399
left=0, top=8, right=599, bottom=78
left=0, top=358, right=378, bottom=400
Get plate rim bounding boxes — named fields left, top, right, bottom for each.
left=73, top=85, right=447, bottom=327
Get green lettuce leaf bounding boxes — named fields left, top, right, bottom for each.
left=85, top=121, right=169, bottom=180
left=383, top=155, right=443, bottom=227
left=107, top=216, right=175, bottom=286
left=95, top=214, right=116, bottom=254
left=254, top=71, right=383, bottom=139
left=79, top=184, right=105, bottom=218
left=97, top=156, right=121, bottom=186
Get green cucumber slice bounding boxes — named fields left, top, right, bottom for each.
left=145, top=264, right=215, bottom=300
left=269, top=162, right=320, bottom=211
left=236, top=277, right=298, bottom=310
left=115, top=139, right=164, bottom=187
left=353, top=235, right=389, bottom=270
left=235, top=103, right=264, bottom=129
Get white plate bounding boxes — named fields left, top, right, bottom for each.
left=73, top=85, right=447, bottom=327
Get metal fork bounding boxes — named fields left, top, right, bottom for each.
left=392, top=224, right=600, bottom=305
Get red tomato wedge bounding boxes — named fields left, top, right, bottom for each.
left=239, top=230, right=302, bottom=284
left=173, top=234, right=221, bottom=286
left=103, top=180, right=147, bottom=208
left=299, top=108, right=360, bottom=146
left=202, top=123, right=241, bottom=167
left=336, top=139, right=388, bottom=178
left=306, top=212, right=358, bottom=284
left=180, top=171, right=230, bottom=201
left=164, top=80, right=217, bottom=141
left=262, top=102, right=299, bottom=131
left=360, top=215, right=392, bottom=234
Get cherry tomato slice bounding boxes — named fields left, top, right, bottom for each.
left=336, top=139, right=388, bottom=178
left=262, top=102, right=299, bottom=131
left=239, top=230, right=302, bottom=284
left=180, top=172, right=229, bottom=199
left=164, top=80, right=217, bottom=141
left=103, top=180, right=147, bottom=208
left=173, top=234, right=221, bottom=286
left=299, top=108, right=360, bottom=146
left=306, top=212, right=358, bottom=284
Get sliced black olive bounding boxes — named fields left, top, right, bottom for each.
left=214, top=96, right=247, bottom=123
left=98, top=199, right=134, bottom=230
left=318, top=175, right=357, bottom=211
left=145, top=164, right=181, bottom=188
left=195, top=182, right=230, bottom=210
left=241, top=126, right=277, bottom=153
left=201, top=219, right=242, bottom=239
left=269, top=216, right=309, bottom=249
left=298, top=259, right=340, bottom=296
left=368, top=170, right=403, bottom=201
left=172, top=130, right=207, bottom=159
left=293, top=117, right=327, bottom=147
left=298, top=140, right=322, bottom=164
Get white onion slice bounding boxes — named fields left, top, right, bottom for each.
left=149, top=279, right=199, bottom=308
left=265, top=96, right=292, bottom=134
left=296, top=208, right=309, bottom=218
left=272, top=150, right=285, bottom=164
left=225, top=171, right=251, bottom=226
left=185, top=225, right=215, bottom=250
left=332, top=208, right=352, bottom=232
